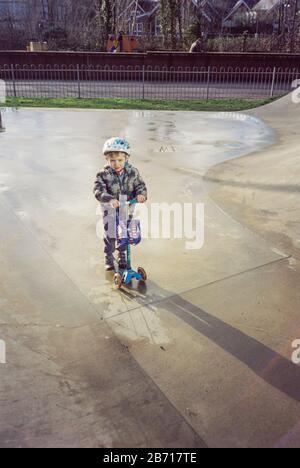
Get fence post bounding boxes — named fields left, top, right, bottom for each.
left=0, top=110, right=5, bottom=132
left=77, top=64, right=81, bottom=99
left=11, top=64, right=17, bottom=98
left=142, top=65, right=145, bottom=100
left=270, top=66, right=276, bottom=98
left=206, top=66, right=211, bottom=100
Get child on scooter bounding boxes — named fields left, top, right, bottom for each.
left=94, top=137, right=147, bottom=271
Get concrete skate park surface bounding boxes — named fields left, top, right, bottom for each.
left=0, top=95, right=299, bottom=448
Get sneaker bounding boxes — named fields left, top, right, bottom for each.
left=105, top=257, right=115, bottom=271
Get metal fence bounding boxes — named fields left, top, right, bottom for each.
left=0, top=64, right=299, bottom=101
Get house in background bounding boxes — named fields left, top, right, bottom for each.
left=190, top=0, right=257, bottom=35
left=185, top=0, right=233, bottom=35
left=118, top=0, right=233, bottom=38
left=119, top=0, right=237, bottom=38
left=117, top=0, right=160, bottom=37
left=206, top=0, right=299, bottom=35
left=134, top=0, right=161, bottom=37
left=253, top=0, right=299, bottom=34
left=193, top=0, right=222, bottom=27
left=222, top=0, right=261, bottom=32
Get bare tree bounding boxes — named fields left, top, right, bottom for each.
left=159, top=0, right=183, bottom=49
left=289, top=0, right=299, bottom=51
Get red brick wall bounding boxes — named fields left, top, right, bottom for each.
left=0, top=51, right=300, bottom=71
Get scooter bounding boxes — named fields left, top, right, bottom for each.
left=113, top=198, right=147, bottom=289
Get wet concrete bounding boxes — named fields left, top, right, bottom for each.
left=206, top=93, right=300, bottom=260
left=0, top=104, right=299, bottom=447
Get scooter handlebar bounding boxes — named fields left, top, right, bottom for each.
left=127, top=199, right=138, bottom=206
left=116, top=199, right=138, bottom=209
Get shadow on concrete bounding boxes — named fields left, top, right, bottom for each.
left=164, top=294, right=300, bottom=403
left=118, top=280, right=300, bottom=404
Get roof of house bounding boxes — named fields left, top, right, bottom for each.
left=224, top=0, right=250, bottom=20
left=138, top=0, right=159, bottom=15
left=201, top=0, right=242, bottom=14
left=253, top=0, right=281, bottom=11
left=196, top=0, right=258, bottom=18
left=193, top=0, right=234, bottom=22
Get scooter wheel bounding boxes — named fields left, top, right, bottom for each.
left=138, top=267, right=147, bottom=282
left=114, top=273, right=123, bottom=289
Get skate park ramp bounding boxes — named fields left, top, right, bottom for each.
left=206, top=90, right=300, bottom=260
left=0, top=93, right=300, bottom=448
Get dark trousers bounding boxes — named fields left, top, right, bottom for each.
left=103, top=210, right=119, bottom=258
left=102, top=207, right=133, bottom=258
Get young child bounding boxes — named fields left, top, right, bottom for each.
left=94, top=137, right=147, bottom=271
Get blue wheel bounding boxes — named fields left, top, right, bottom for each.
left=138, top=267, right=147, bottom=282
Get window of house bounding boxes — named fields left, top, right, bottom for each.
left=133, top=21, right=143, bottom=37
left=155, top=15, right=162, bottom=36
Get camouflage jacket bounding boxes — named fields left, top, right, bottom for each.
left=94, top=163, right=147, bottom=203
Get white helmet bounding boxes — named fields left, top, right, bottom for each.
left=103, top=137, right=131, bottom=156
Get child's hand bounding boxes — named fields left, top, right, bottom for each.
left=110, top=199, right=120, bottom=209
left=137, top=195, right=146, bottom=204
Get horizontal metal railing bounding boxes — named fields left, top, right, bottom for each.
left=0, top=64, right=299, bottom=101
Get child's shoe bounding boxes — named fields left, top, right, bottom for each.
left=105, top=256, right=115, bottom=271
left=118, top=252, right=127, bottom=270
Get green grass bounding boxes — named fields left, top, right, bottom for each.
left=5, top=96, right=279, bottom=112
